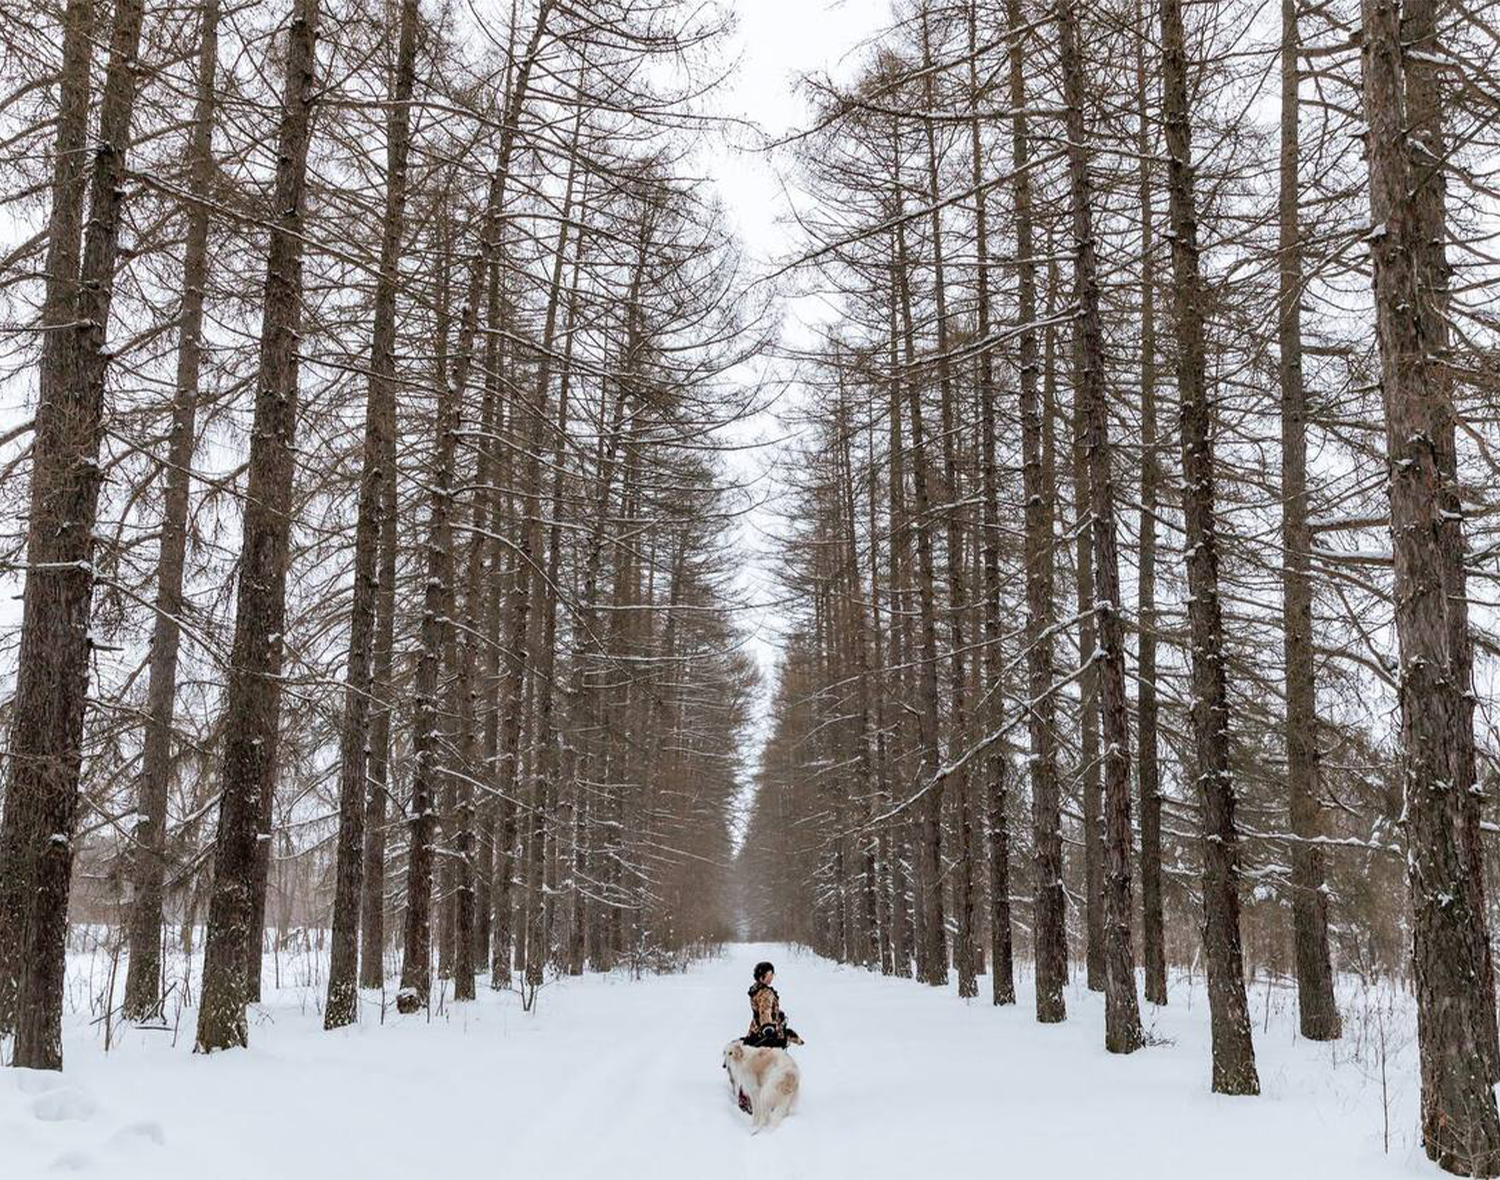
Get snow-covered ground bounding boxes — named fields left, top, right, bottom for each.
left=2, top=941, right=1438, bottom=1179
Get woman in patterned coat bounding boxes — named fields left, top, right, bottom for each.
left=744, top=961, right=803, bottom=1049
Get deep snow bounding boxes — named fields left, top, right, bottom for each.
left=1, top=941, right=1440, bottom=1179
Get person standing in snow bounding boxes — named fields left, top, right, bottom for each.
left=734, top=961, right=803, bottom=1115
left=744, top=961, right=803, bottom=1049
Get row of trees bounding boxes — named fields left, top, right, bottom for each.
left=0, top=0, right=758, bottom=1069
left=737, top=0, right=1500, bottom=1172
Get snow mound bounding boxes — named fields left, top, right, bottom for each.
left=15, top=1066, right=69, bottom=1096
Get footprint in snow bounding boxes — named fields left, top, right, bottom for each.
left=46, top=1150, right=93, bottom=1173
left=108, top=1120, right=165, bottom=1149
left=31, top=1088, right=98, bottom=1123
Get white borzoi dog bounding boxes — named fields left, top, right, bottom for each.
left=723, top=1040, right=800, bottom=1132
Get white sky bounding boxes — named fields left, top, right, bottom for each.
left=707, top=0, right=881, bottom=724
left=714, top=0, right=879, bottom=258
left=699, top=0, right=884, bottom=819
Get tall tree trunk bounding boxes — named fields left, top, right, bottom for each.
left=918, top=7, right=974, bottom=999
left=9, top=0, right=147, bottom=1070
left=245, top=737, right=285, bottom=1002
left=1402, top=0, right=1499, bottom=1083
left=122, top=0, right=221, bottom=1025
left=1133, top=13, right=1167, bottom=1008
left=357, top=569, right=397, bottom=986
left=970, top=0, right=1015, bottom=1009
left=866, top=409, right=897, bottom=977
left=1158, top=0, right=1259, bottom=1093
left=0, top=0, right=94, bottom=1044
left=562, top=300, right=641, bottom=976
left=397, top=226, right=459, bottom=1014
left=1055, top=0, right=1143, bottom=1054
left=893, top=211, right=947, bottom=989
left=452, top=259, right=510, bottom=997
left=541, top=220, right=584, bottom=973
left=519, top=153, right=581, bottom=992
left=482, top=264, right=511, bottom=985
left=470, top=321, right=499, bottom=978
left=1071, top=376, right=1104, bottom=995
left=1361, top=0, right=1500, bottom=1168
left=325, top=0, right=420, bottom=1029
left=1276, top=0, right=1339, bottom=1044
left=885, top=248, right=915, bottom=980
left=1067, top=295, right=1103, bottom=995
left=564, top=379, right=630, bottom=977
left=245, top=699, right=282, bottom=1003
left=834, top=364, right=881, bottom=970
left=195, top=0, right=319, bottom=1053
left=1008, top=0, right=1066, bottom=1024
left=357, top=353, right=401, bottom=990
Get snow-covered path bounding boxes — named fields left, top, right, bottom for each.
left=3, top=943, right=1433, bottom=1179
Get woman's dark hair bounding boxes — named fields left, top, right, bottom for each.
left=754, top=961, right=775, bottom=982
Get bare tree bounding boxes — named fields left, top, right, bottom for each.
left=1361, top=0, right=1500, bottom=1166
left=325, top=0, right=420, bottom=1030
left=196, top=0, right=321, bottom=1053
left=0, top=0, right=95, bottom=1042
left=1055, top=0, right=1144, bottom=1055
left=6, top=0, right=146, bottom=1069
left=1276, top=0, right=1338, bottom=1044
left=1158, top=0, right=1258, bottom=1094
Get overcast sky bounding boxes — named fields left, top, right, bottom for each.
left=714, top=0, right=877, bottom=257
left=704, top=0, right=885, bottom=821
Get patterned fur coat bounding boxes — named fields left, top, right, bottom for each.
left=746, top=982, right=799, bottom=1046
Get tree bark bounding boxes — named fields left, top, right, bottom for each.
left=917, top=8, right=974, bottom=999
left=1007, top=0, right=1066, bottom=1025
left=195, top=0, right=319, bottom=1054
left=396, top=227, right=458, bottom=1014
left=357, top=357, right=401, bottom=990
left=1133, top=0, right=1167, bottom=1009
left=866, top=403, right=897, bottom=978
left=968, top=0, right=1015, bottom=1009
left=1361, top=0, right=1500, bottom=1167
left=245, top=724, right=283, bottom=1002
left=8, top=0, right=145, bottom=1070
left=893, top=210, right=948, bottom=989
left=478, top=259, right=508, bottom=982
left=885, top=247, right=915, bottom=980
left=0, top=0, right=94, bottom=1044
left=1401, top=0, right=1499, bottom=1082
left=325, top=0, right=420, bottom=1029
left=560, top=283, right=640, bottom=976
left=1158, top=0, right=1259, bottom=1093
left=1055, top=0, right=1144, bottom=1054
left=519, top=152, right=581, bottom=991
left=1071, top=375, right=1104, bottom=996
left=540, top=215, right=585, bottom=974
left=1276, top=0, right=1339, bottom=1044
